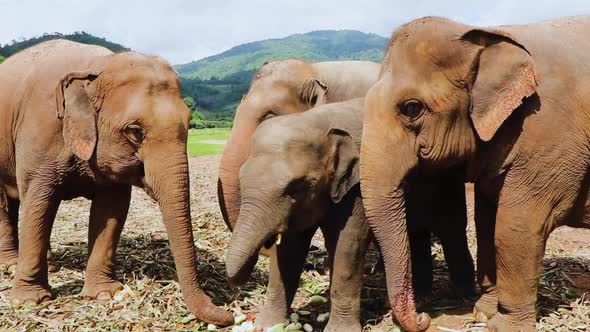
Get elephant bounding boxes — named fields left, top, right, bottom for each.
left=225, top=98, right=475, bottom=331
left=217, top=59, right=381, bottom=231
left=359, top=16, right=590, bottom=332
left=226, top=98, right=370, bottom=332
left=0, top=40, right=233, bottom=326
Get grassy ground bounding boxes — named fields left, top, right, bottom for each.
left=1, top=155, right=590, bottom=331
left=187, top=128, right=231, bottom=156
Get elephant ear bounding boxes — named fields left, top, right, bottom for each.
left=55, top=71, right=101, bottom=160
left=326, top=128, right=359, bottom=203
left=462, top=28, right=540, bottom=141
left=300, top=79, right=328, bottom=108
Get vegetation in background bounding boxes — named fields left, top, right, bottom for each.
left=176, top=30, right=388, bottom=121
left=0, top=31, right=128, bottom=57
left=0, top=55, right=4, bottom=64
left=187, top=128, right=230, bottom=156
left=176, top=30, right=387, bottom=80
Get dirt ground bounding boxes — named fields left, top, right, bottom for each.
left=1, top=155, right=590, bottom=331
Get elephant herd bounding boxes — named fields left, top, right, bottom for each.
left=1, top=15, right=590, bottom=332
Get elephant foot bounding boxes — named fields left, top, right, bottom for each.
left=0, top=250, right=18, bottom=273
left=324, top=319, right=361, bottom=332
left=474, top=292, right=498, bottom=322
left=255, top=307, right=289, bottom=330
left=486, top=313, right=535, bottom=332
left=46, top=251, right=59, bottom=273
left=9, top=281, right=53, bottom=307
left=0, top=261, right=17, bottom=274
left=81, top=279, right=123, bottom=300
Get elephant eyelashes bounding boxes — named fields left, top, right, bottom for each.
left=400, top=99, right=426, bottom=120
left=261, top=111, right=276, bottom=122
left=124, top=124, right=145, bottom=145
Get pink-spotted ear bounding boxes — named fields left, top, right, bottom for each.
left=55, top=71, right=100, bottom=160
left=462, top=28, right=540, bottom=141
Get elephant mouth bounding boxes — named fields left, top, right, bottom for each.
left=229, top=232, right=284, bottom=286
left=263, top=232, right=282, bottom=249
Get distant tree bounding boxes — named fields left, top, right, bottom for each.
left=183, top=96, right=196, bottom=111
left=0, top=55, right=4, bottom=64
left=0, top=31, right=128, bottom=57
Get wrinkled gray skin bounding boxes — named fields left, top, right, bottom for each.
left=225, top=98, right=475, bottom=331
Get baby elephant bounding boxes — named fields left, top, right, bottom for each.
left=226, top=98, right=370, bottom=331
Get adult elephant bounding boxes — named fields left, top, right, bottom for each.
left=0, top=40, right=232, bottom=326
left=217, top=59, right=381, bottom=231
left=360, top=16, right=590, bottom=332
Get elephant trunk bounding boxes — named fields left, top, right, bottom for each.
left=226, top=195, right=283, bottom=285
left=217, top=107, right=257, bottom=231
left=144, top=149, right=233, bottom=326
left=359, top=84, right=430, bottom=332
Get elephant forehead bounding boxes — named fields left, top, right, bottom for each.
left=253, top=59, right=313, bottom=82
left=244, top=83, right=295, bottom=109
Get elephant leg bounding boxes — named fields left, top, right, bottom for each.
left=487, top=189, right=553, bottom=332
left=473, top=185, right=499, bottom=322
left=0, top=190, right=19, bottom=271
left=9, top=182, right=60, bottom=307
left=255, top=228, right=315, bottom=330
left=81, top=185, right=131, bottom=300
left=438, top=227, right=475, bottom=298
left=322, top=197, right=370, bottom=332
left=434, top=177, right=475, bottom=298
left=409, top=228, right=433, bottom=298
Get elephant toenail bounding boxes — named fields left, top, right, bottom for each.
left=97, top=291, right=113, bottom=300
left=24, top=299, right=37, bottom=305
left=474, top=309, right=489, bottom=323
left=10, top=299, right=22, bottom=307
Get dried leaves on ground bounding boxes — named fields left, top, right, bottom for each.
left=1, top=156, right=590, bottom=331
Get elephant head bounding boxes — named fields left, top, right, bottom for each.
left=359, top=17, right=538, bottom=331
left=55, top=52, right=233, bottom=326
left=225, top=112, right=360, bottom=284
left=218, top=59, right=330, bottom=231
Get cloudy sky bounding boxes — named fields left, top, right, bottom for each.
left=0, top=0, right=588, bottom=64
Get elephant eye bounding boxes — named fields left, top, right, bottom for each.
left=400, top=99, right=426, bottom=120
left=285, top=178, right=310, bottom=197
left=261, top=111, right=276, bottom=122
left=124, top=124, right=144, bottom=145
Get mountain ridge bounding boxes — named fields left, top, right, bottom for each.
left=0, top=31, right=128, bottom=58
left=176, top=29, right=388, bottom=80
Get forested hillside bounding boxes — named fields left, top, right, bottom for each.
left=177, top=30, right=388, bottom=123
left=0, top=31, right=128, bottom=57
left=176, top=30, right=387, bottom=80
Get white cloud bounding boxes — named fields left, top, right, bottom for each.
left=0, top=0, right=588, bottom=64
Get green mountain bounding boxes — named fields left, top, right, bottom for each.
left=176, top=30, right=387, bottom=80
left=0, top=31, right=128, bottom=58
left=176, top=30, right=387, bottom=123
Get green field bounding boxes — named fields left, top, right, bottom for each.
left=187, top=128, right=231, bottom=156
